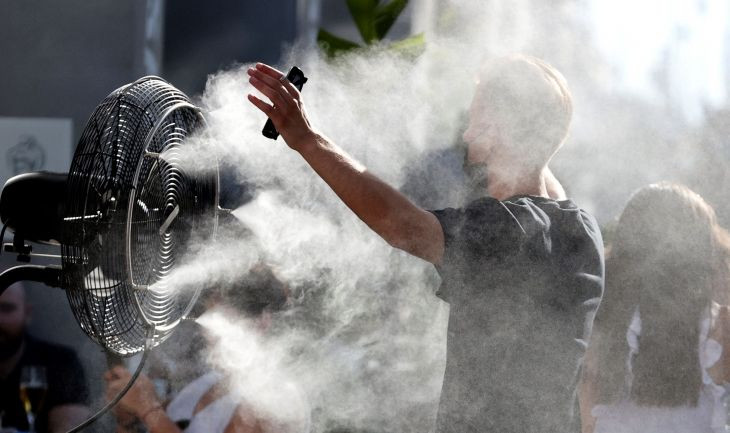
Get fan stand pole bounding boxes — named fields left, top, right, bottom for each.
left=65, top=327, right=156, bottom=433
left=0, top=265, right=62, bottom=294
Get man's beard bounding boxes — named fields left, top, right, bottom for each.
left=0, top=333, right=24, bottom=361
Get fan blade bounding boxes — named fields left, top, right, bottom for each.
left=159, top=204, right=180, bottom=236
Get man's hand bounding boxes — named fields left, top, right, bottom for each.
left=247, top=63, right=317, bottom=151
left=104, top=366, right=161, bottom=420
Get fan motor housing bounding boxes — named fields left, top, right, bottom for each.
left=0, top=171, right=67, bottom=245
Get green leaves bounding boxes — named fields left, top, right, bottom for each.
left=317, top=0, right=423, bottom=58
left=372, top=0, right=408, bottom=41
left=346, top=0, right=380, bottom=43
left=388, top=32, right=425, bottom=57
left=317, top=28, right=362, bottom=58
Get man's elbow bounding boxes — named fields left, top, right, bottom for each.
left=377, top=210, right=444, bottom=264
left=383, top=229, right=409, bottom=252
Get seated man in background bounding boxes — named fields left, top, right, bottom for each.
left=0, top=282, right=90, bottom=432
left=105, top=263, right=310, bottom=433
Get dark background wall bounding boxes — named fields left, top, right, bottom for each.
left=0, top=1, right=150, bottom=143
left=164, top=0, right=298, bottom=96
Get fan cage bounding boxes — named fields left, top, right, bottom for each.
left=61, top=76, right=218, bottom=356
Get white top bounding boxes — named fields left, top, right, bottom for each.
left=166, top=372, right=238, bottom=433
left=165, top=372, right=312, bottom=433
left=592, top=304, right=726, bottom=433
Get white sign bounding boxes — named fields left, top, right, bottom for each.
left=0, top=117, right=73, bottom=187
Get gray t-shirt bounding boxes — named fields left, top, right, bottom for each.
left=431, top=195, right=604, bottom=433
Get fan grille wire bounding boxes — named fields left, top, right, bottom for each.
left=61, top=77, right=218, bottom=356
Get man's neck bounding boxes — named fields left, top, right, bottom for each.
left=485, top=163, right=548, bottom=201
left=0, top=339, right=25, bottom=379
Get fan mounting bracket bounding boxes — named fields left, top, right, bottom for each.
left=4, top=232, right=33, bottom=262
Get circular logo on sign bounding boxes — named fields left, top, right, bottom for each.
left=7, top=135, right=46, bottom=174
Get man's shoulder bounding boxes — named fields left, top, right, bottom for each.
left=504, top=196, right=601, bottom=236
left=446, top=194, right=580, bottom=215
left=502, top=194, right=576, bottom=213
left=431, top=197, right=516, bottom=241
left=431, top=195, right=603, bottom=259
left=502, top=196, right=603, bottom=257
left=432, top=196, right=514, bottom=225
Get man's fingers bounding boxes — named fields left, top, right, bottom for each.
left=281, top=79, right=302, bottom=101
left=109, top=366, right=129, bottom=379
left=253, top=63, right=302, bottom=101
left=254, top=62, right=285, bottom=80
left=248, top=67, right=297, bottom=103
left=106, top=380, right=123, bottom=399
left=249, top=76, right=289, bottom=110
left=248, top=94, right=286, bottom=127
left=107, top=377, right=125, bottom=388
left=248, top=94, right=275, bottom=116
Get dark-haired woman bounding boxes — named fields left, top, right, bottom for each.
left=580, top=183, right=730, bottom=433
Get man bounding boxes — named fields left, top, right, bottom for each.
left=105, top=262, right=309, bottom=433
left=0, top=283, right=89, bottom=432
left=247, top=55, right=604, bottom=432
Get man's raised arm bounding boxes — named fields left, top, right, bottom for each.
left=247, top=63, right=444, bottom=264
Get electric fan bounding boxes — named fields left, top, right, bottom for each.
left=0, top=76, right=219, bottom=430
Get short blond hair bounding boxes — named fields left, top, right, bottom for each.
left=475, top=55, right=573, bottom=166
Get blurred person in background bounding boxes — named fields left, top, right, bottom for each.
left=104, top=264, right=310, bottom=433
left=579, top=183, right=730, bottom=433
left=247, top=55, right=604, bottom=432
left=0, top=283, right=89, bottom=432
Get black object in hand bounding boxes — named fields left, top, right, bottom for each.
left=262, top=66, right=308, bottom=140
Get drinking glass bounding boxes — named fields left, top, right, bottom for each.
left=19, top=365, right=47, bottom=433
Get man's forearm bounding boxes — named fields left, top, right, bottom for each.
left=246, top=63, right=443, bottom=263
left=295, top=132, right=443, bottom=263
left=296, top=132, right=417, bottom=242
